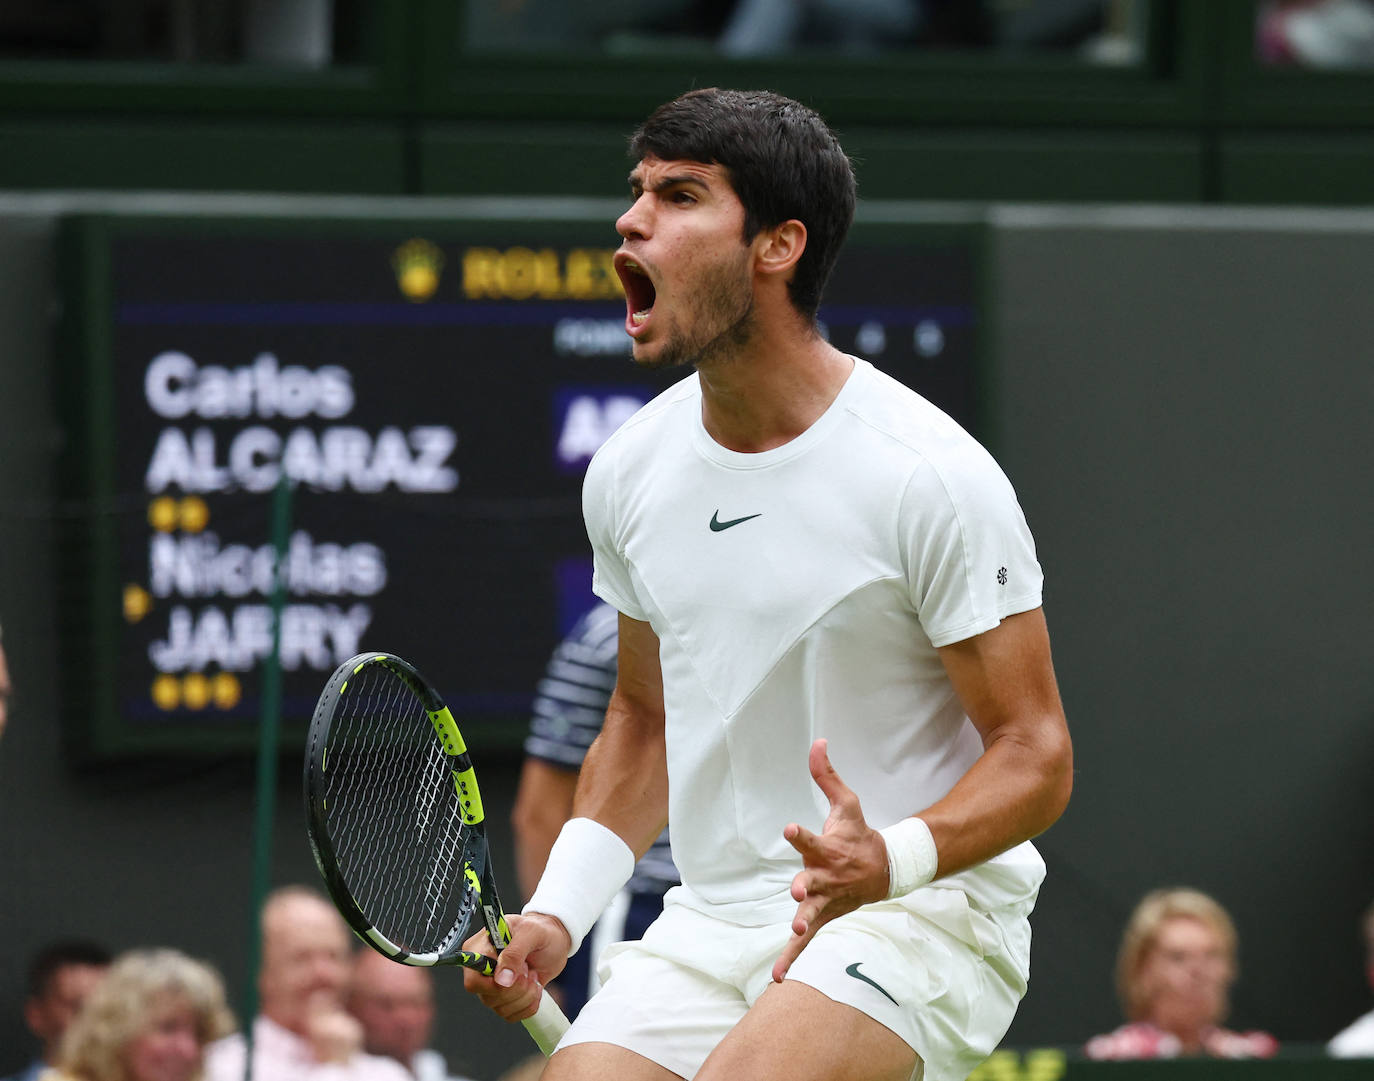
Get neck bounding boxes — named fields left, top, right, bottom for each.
left=1173, top=1023, right=1212, bottom=1054
left=695, top=320, right=853, bottom=453
left=260, top=1009, right=306, bottom=1039
left=1148, top=1014, right=1215, bottom=1054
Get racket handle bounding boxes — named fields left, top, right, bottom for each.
left=522, top=990, right=571, bottom=1056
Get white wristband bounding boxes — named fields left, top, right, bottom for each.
left=523, top=817, right=636, bottom=956
left=879, top=817, right=938, bottom=899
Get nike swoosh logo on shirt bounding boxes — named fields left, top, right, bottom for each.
left=709, top=511, right=762, bottom=532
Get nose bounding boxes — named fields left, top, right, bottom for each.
left=166, top=1031, right=201, bottom=1069
left=311, top=954, right=347, bottom=994
left=616, top=194, right=650, bottom=241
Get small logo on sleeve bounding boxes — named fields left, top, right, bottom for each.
left=997, top=567, right=1008, bottom=586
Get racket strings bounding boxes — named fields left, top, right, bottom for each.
left=321, top=665, right=481, bottom=954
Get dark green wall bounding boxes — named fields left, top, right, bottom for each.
left=1, top=3, right=1371, bottom=205
left=989, top=207, right=1374, bottom=1050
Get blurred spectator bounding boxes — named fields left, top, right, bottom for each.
left=1085, top=888, right=1279, bottom=1060
left=346, top=950, right=476, bottom=1081
left=993, top=0, right=1143, bottom=64
left=718, top=0, right=925, bottom=54
left=1257, top=0, right=1374, bottom=66
left=463, top=0, right=716, bottom=52
left=0, top=0, right=349, bottom=66
left=204, top=886, right=409, bottom=1081
left=461, top=0, right=1144, bottom=57
left=511, top=601, right=678, bottom=1019
left=1328, top=899, right=1374, bottom=1057
left=716, top=0, right=1004, bottom=55
left=46, top=947, right=234, bottom=1081
left=0, top=617, right=12, bottom=741
left=2, top=940, right=111, bottom=1081
left=243, top=0, right=333, bottom=67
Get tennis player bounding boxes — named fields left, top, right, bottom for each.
left=464, top=87, right=1074, bottom=1081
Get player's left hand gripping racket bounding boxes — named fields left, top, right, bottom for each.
left=304, top=651, right=570, bottom=1056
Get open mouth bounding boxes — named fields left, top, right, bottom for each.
left=615, top=254, right=657, bottom=334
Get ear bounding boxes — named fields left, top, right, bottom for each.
left=23, top=998, right=49, bottom=1040
left=754, top=220, right=807, bottom=280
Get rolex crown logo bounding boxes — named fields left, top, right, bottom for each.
left=392, top=238, right=445, bottom=302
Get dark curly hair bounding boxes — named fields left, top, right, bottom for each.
left=629, top=88, right=856, bottom=321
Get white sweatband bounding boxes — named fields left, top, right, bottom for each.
left=879, top=817, right=938, bottom=899
left=523, top=817, right=636, bottom=956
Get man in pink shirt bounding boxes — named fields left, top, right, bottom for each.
left=206, top=885, right=411, bottom=1081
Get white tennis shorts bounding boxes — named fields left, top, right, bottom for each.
left=558, top=887, right=1033, bottom=1081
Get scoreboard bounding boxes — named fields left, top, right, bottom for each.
left=57, top=210, right=983, bottom=759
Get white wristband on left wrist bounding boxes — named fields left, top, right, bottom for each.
left=879, top=817, right=938, bottom=899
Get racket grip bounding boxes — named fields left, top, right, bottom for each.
left=522, top=990, right=571, bottom=1056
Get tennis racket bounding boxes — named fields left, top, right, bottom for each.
left=304, top=650, right=569, bottom=1055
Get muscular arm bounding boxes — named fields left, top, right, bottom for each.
left=775, top=605, right=1072, bottom=980
left=923, top=605, right=1073, bottom=874
left=571, top=612, right=670, bottom=860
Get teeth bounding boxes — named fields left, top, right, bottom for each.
left=631, top=310, right=651, bottom=325
left=624, top=259, right=641, bottom=272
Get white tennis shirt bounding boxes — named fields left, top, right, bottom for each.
left=584, top=358, right=1047, bottom=926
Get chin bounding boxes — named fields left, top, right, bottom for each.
left=632, top=343, right=688, bottom=372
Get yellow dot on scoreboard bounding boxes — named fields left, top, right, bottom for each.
left=179, top=496, right=210, bottom=533
left=212, top=672, right=241, bottom=710
left=151, top=674, right=181, bottom=710
left=182, top=672, right=211, bottom=710
left=400, top=264, right=440, bottom=301
left=123, top=583, right=151, bottom=622
left=148, top=497, right=178, bottom=532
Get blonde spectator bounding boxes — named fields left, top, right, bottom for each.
left=47, top=948, right=234, bottom=1081
left=1085, top=888, right=1278, bottom=1060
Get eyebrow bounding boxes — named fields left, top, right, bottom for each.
left=627, top=173, right=712, bottom=195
